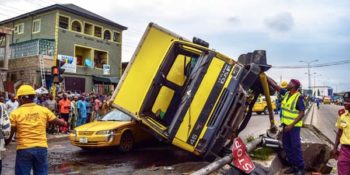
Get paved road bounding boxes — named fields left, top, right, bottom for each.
left=2, top=138, right=201, bottom=175
left=311, top=103, right=343, bottom=143
left=239, top=113, right=281, bottom=140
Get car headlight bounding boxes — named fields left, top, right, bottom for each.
left=96, top=130, right=115, bottom=135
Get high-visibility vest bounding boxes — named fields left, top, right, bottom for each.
left=281, top=91, right=302, bottom=127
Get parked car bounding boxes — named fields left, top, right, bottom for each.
left=69, top=109, right=152, bottom=152
left=252, top=96, right=277, bottom=115
left=323, top=96, right=331, bottom=104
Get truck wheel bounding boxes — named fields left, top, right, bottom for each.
left=263, top=107, right=269, bottom=115
left=119, top=131, right=134, bottom=152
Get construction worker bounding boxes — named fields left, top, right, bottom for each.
left=278, top=81, right=288, bottom=118
left=332, top=91, right=350, bottom=175
left=9, top=85, right=67, bottom=175
left=268, top=78, right=305, bottom=175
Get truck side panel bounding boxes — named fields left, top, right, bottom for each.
left=113, top=25, right=180, bottom=114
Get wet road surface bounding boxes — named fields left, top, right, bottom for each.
left=2, top=139, right=201, bottom=175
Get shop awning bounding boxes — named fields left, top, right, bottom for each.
left=92, top=76, right=119, bottom=84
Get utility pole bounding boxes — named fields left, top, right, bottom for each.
left=312, top=72, right=321, bottom=97
left=280, top=75, right=282, bottom=84
left=299, top=59, right=318, bottom=90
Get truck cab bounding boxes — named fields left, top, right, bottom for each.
left=111, top=23, right=272, bottom=158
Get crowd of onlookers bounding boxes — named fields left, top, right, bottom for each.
left=0, top=91, right=112, bottom=134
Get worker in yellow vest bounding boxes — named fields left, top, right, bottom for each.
left=269, top=78, right=305, bottom=175
left=332, top=91, right=350, bottom=175
left=9, top=85, right=67, bottom=174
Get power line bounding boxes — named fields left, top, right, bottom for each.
left=272, top=59, right=350, bottom=69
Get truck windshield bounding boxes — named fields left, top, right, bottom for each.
left=100, top=110, right=132, bottom=121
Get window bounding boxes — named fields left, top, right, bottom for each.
left=75, top=46, right=92, bottom=66
left=103, top=30, right=111, bottom=40
left=113, top=32, right=121, bottom=42
left=94, top=50, right=107, bottom=68
left=71, top=20, right=82, bottom=32
left=140, top=42, right=204, bottom=126
left=32, top=19, right=41, bottom=33
left=59, top=16, right=69, bottom=29
left=84, top=23, right=93, bottom=35
left=94, top=26, right=102, bottom=38
left=15, top=23, right=24, bottom=34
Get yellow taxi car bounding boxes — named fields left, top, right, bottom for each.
left=252, top=96, right=277, bottom=115
left=69, top=109, right=152, bottom=152
left=323, top=96, right=332, bottom=104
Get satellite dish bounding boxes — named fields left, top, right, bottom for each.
left=85, top=59, right=93, bottom=68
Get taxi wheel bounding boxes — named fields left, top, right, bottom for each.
left=119, top=131, right=134, bottom=152
left=263, top=107, right=269, bottom=115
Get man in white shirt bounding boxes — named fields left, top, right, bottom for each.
left=5, top=94, right=19, bottom=114
left=0, top=97, right=11, bottom=174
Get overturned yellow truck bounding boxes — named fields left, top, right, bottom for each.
left=110, top=23, right=275, bottom=159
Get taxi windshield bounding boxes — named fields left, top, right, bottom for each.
left=100, top=110, right=132, bottom=121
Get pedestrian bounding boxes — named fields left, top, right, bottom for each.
left=93, top=95, right=102, bottom=121
left=5, top=94, right=19, bottom=115
left=85, top=97, right=92, bottom=122
left=332, top=91, right=350, bottom=175
left=9, top=85, right=66, bottom=175
left=76, top=96, right=87, bottom=126
left=58, top=94, right=71, bottom=133
left=268, top=78, right=305, bottom=175
left=316, top=98, right=320, bottom=109
left=101, top=96, right=110, bottom=116
left=0, top=99, right=11, bottom=174
left=44, top=95, right=58, bottom=134
left=43, top=95, right=57, bottom=112
left=70, top=96, right=78, bottom=130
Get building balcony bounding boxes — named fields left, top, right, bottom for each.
left=10, top=39, right=55, bottom=59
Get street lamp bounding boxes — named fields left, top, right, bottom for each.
left=299, top=59, right=318, bottom=90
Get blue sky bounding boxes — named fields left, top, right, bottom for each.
left=1, top=0, right=349, bottom=91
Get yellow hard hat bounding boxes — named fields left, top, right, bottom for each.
left=280, top=81, right=288, bottom=89
left=16, top=85, right=36, bottom=98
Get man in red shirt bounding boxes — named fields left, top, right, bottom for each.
left=58, top=94, right=71, bottom=133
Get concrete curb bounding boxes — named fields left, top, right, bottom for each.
left=303, top=103, right=314, bottom=125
